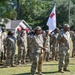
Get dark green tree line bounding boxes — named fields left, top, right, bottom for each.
left=0, top=0, right=75, bottom=30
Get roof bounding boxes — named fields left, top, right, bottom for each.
left=3, top=20, right=32, bottom=30
left=11, top=20, right=22, bottom=29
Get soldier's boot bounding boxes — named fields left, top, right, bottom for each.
left=63, top=68, right=70, bottom=72
left=1, top=52, right=3, bottom=62
left=38, top=72, right=45, bottom=75
left=21, top=60, right=26, bottom=64
left=46, top=58, right=49, bottom=62
left=11, top=64, right=16, bottom=67
left=55, top=57, right=58, bottom=61
left=31, top=71, right=36, bottom=75
left=58, top=69, right=64, bottom=73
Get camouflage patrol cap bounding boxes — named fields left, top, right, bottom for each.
left=21, top=29, right=26, bottom=34
left=34, top=26, right=42, bottom=31
left=2, top=27, right=5, bottom=29
left=64, top=24, right=70, bottom=28
left=2, top=27, right=6, bottom=31
left=8, top=30, right=15, bottom=35
left=8, top=30, right=15, bottom=34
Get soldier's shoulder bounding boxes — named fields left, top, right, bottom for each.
left=28, top=34, right=34, bottom=38
left=59, top=29, right=64, bottom=35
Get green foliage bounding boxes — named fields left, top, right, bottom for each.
left=0, top=0, right=75, bottom=30
left=0, top=0, right=17, bottom=20
left=71, top=0, right=75, bottom=4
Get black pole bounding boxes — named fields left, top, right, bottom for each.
left=68, top=0, right=70, bottom=25
left=17, top=0, right=20, bottom=19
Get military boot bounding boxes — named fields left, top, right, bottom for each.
left=38, top=72, right=45, bottom=75
left=64, top=68, right=70, bottom=72
left=58, top=69, right=64, bottom=73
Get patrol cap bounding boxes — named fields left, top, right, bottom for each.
left=2, top=27, right=6, bottom=31
left=21, top=29, right=26, bottom=34
left=63, top=24, right=70, bottom=28
left=34, top=26, right=42, bottom=31
left=2, top=27, right=5, bottom=29
left=8, top=30, right=15, bottom=35
left=8, top=30, right=15, bottom=34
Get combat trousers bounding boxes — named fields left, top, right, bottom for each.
left=52, top=46, right=59, bottom=60
left=6, top=49, right=15, bottom=66
left=18, top=48, right=27, bottom=64
left=31, top=53, right=43, bottom=75
left=58, top=48, right=69, bottom=70
left=45, top=52, right=50, bottom=61
left=72, top=46, right=75, bottom=57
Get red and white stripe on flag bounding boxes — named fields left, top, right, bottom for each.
left=47, top=5, right=56, bottom=33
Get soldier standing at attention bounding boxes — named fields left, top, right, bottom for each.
left=71, top=29, right=75, bottom=57
left=0, top=27, right=7, bottom=62
left=27, top=31, right=34, bottom=62
left=44, top=30, right=50, bottom=61
left=17, top=29, right=27, bottom=64
left=5, top=30, right=16, bottom=67
left=51, top=28, right=59, bottom=61
left=57, top=24, right=70, bottom=73
left=31, top=26, right=45, bottom=75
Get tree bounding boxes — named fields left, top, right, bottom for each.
left=0, top=0, right=75, bottom=30
left=0, top=0, right=17, bottom=21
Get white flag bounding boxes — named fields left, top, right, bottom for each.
left=47, top=5, right=56, bottom=33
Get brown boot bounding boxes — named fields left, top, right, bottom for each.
left=11, top=64, right=16, bottom=67
left=58, top=69, right=64, bottom=73
left=64, top=68, right=70, bottom=72
left=38, top=72, right=45, bottom=75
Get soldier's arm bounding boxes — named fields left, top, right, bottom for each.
left=33, top=36, right=44, bottom=49
left=17, top=36, right=21, bottom=46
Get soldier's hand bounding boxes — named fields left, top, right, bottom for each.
left=61, top=36, right=65, bottom=42
left=42, top=47, right=46, bottom=51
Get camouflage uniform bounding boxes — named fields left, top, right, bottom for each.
left=51, top=32, right=59, bottom=61
left=31, top=26, right=45, bottom=75
left=71, top=31, right=75, bottom=57
left=27, top=33, right=34, bottom=62
left=17, top=30, right=27, bottom=64
left=57, top=25, right=70, bottom=72
left=44, top=34, right=50, bottom=61
left=0, top=31, right=7, bottom=61
left=5, top=31, right=16, bottom=66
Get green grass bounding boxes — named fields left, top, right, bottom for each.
left=0, top=57, right=75, bottom=75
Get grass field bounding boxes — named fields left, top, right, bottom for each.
left=0, top=36, right=74, bottom=75
left=0, top=57, right=75, bottom=75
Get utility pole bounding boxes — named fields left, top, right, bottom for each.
left=17, top=0, right=20, bottom=20
left=68, top=0, right=70, bottom=25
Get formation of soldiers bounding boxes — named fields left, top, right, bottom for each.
left=0, top=24, right=75, bottom=75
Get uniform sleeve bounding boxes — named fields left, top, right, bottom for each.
left=57, top=34, right=61, bottom=41
left=57, top=31, right=66, bottom=43
left=33, top=36, right=43, bottom=49
left=17, top=36, right=21, bottom=46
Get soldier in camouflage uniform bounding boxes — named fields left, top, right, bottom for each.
left=31, top=26, right=45, bottom=75
left=0, top=27, right=7, bottom=62
left=17, top=29, right=27, bottom=64
left=44, top=30, right=50, bottom=61
left=27, top=31, right=34, bottom=62
left=51, top=28, right=59, bottom=61
left=5, top=30, right=16, bottom=67
left=71, top=30, right=75, bottom=57
left=57, top=24, right=70, bottom=73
